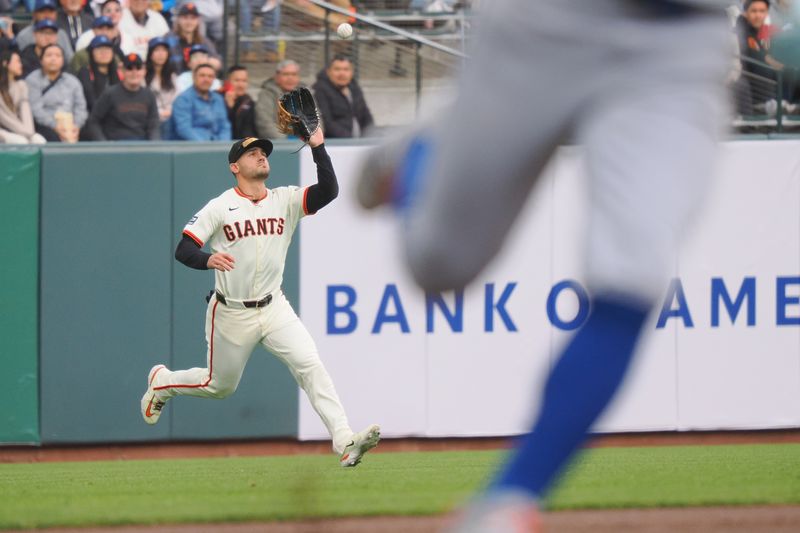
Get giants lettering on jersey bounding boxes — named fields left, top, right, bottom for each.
left=223, top=217, right=286, bottom=241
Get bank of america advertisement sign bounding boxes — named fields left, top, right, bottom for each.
left=298, top=142, right=800, bottom=440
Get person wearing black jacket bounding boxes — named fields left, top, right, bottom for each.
left=56, top=0, right=94, bottom=52
left=734, top=0, right=783, bottom=106
left=312, top=54, right=373, bottom=138
left=222, top=65, right=256, bottom=139
left=76, top=35, right=119, bottom=113
left=85, top=52, right=159, bottom=140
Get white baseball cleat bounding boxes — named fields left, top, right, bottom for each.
left=140, top=364, right=169, bottom=425
left=339, top=424, right=381, bottom=467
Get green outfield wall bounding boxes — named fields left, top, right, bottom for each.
left=0, top=150, right=41, bottom=444
left=1, top=142, right=303, bottom=445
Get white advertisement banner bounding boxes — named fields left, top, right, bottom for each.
left=298, top=141, right=800, bottom=440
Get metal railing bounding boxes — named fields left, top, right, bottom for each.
left=733, top=56, right=800, bottom=133
left=301, top=0, right=469, bottom=60
left=222, top=0, right=471, bottom=121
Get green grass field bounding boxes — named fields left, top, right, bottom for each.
left=1, top=443, right=799, bottom=530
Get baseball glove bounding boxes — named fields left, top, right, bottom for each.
left=277, top=86, right=321, bottom=141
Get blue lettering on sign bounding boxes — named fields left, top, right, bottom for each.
left=325, top=276, right=800, bottom=334
left=777, top=276, right=800, bottom=326
left=657, top=278, right=694, bottom=329
left=426, top=291, right=464, bottom=333
left=372, top=284, right=410, bottom=333
left=485, top=283, right=518, bottom=332
left=711, top=277, right=755, bottom=326
left=327, top=285, right=358, bottom=334
left=546, top=279, right=591, bottom=331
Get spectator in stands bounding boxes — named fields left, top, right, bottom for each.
left=85, top=52, right=159, bottom=140
left=119, top=0, right=170, bottom=59
left=76, top=35, right=119, bottom=112
left=0, top=49, right=47, bottom=144
left=26, top=43, right=87, bottom=142
left=239, top=0, right=280, bottom=63
left=70, top=15, right=128, bottom=72
left=313, top=53, right=373, bottom=138
left=97, top=0, right=123, bottom=27
left=20, top=19, right=59, bottom=78
left=74, top=2, right=134, bottom=55
left=222, top=64, right=256, bottom=139
left=255, top=58, right=299, bottom=139
left=165, top=3, right=220, bottom=73
left=75, top=15, right=113, bottom=53
left=171, top=62, right=230, bottom=140
left=16, top=0, right=74, bottom=65
left=56, top=0, right=94, bottom=52
left=188, top=0, right=224, bottom=48
left=735, top=0, right=785, bottom=111
left=175, top=43, right=219, bottom=93
left=145, top=35, right=177, bottom=137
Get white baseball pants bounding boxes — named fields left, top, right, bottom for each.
left=154, top=291, right=353, bottom=454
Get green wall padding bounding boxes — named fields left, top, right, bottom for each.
left=39, top=146, right=173, bottom=443
left=0, top=150, right=41, bottom=444
left=34, top=142, right=301, bottom=444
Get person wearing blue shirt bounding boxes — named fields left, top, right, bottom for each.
left=171, top=62, right=230, bottom=141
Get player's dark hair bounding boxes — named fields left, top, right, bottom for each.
left=744, top=0, right=770, bottom=9
left=328, top=53, right=353, bottom=67
left=85, top=42, right=120, bottom=96
left=145, top=43, right=176, bottom=92
left=226, top=64, right=247, bottom=77
left=193, top=62, right=216, bottom=76
left=0, top=49, right=20, bottom=113
left=38, top=43, right=64, bottom=61
left=174, top=13, right=203, bottom=46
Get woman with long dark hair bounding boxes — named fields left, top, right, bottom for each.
left=145, top=36, right=177, bottom=139
left=164, top=3, right=220, bottom=73
left=76, top=35, right=120, bottom=113
left=0, top=49, right=47, bottom=144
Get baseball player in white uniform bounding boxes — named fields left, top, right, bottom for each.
left=141, top=129, right=380, bottom=468
left=357, top=0, right=731, bottom=528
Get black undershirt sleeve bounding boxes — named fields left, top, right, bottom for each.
left=175, top=234, right=212, bottom=270
left=304, top=143, right=340, bottom=214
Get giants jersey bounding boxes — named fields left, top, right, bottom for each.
left=183, top=186, right=310, bottom=300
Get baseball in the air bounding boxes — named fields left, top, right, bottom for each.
left=337, top=23, right=353, bottom=39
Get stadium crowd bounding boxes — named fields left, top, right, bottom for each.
left=0, top=0, right=380, bottom=143
left=3, top=0, right=790, bottom=144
